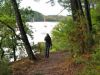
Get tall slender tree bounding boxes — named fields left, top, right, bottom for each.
left=84, top=0, right=92, bottom=32
left=70, top=0, right=84, bottom=21
left=84, top=0, right=94, bottom=50
left=10, top=0, right=36, bottom=60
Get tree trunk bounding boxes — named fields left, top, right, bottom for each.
left=70, top=0, right=79, bottom=21
left=12, top=35, right=17, bottom=61
left=84, top=0, right=92, bottom=32
left=84, top=0, right=94, bottom=51
left=10, top=0, right=36, bottom=60
left=70, top=0, right=84, bottom=21
left=0, top=39, right=4, bottom=60
left=1, top=49, right=4, bottom=60
left=77, top=0, right=84, bottom=16
left=70, top=0, right=85, bottom=53
left=13, top=46, right=16, bottom=61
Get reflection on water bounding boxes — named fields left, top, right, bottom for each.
left=27, top=22, right=58, bottom=44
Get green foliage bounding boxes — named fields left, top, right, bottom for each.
left=78, top=66, right=100, bottom=75
left=78, top=1, right=100, bottom=75
left=0, top=15, right=15, bottom=25
left=20, top=7, right=35, bottom=22
left=74, top=56, right=85, bottom=64
left=32, top=42, right=45, bottom=54
left=91, top=1, right=100, bottom=65
left=20, top=6, right=45, bottom=22
left=92, top=2, right=100, bottom=56
left=91, top=8, right=100, bottom=50
left=92, top=48, right=100, bottom=65
left=45, top=15, right=66, bottom=22
left=0, top=0, right=13, bottom=16
left=52, top=15, right=89, bottom=54
left=0, top=59, right=11, bottom=75
left=0, top=0, right=35, bottom=61
left=33, top=11, right=44, bottom=21
left=52, top=17, right=74, bottom=51
left=93, top=49, right=100, bottom=61
left=76, top=49, right=100, bottom=75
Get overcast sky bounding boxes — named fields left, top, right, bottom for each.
left=20, top=0, right=69, bottom=16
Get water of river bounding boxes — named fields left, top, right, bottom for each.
left=27, top=22, right=58, bottom=44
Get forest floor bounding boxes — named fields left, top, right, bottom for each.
left=10, top=51, right=84, bottom=75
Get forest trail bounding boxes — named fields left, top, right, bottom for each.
left=11, top=51, right=82, bottom=75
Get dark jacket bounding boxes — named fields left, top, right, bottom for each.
left=44, top=34, right=52, bottom=46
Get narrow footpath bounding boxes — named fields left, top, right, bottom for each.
left=11, top=51, right=82, bottom=75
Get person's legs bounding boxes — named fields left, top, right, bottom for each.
left=45, top=46, right=47, bottom=58
left=47, top=44, right=50, bottom=58
left=45, top=43, right=50, bottom=58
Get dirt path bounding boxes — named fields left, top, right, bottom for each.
left=11, top=51, right=81, bottom=75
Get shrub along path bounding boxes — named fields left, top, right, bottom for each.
left=11, top=51, right=82, bottom=75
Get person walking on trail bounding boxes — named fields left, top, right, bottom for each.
left=44, top=33, right=52, bottom=58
